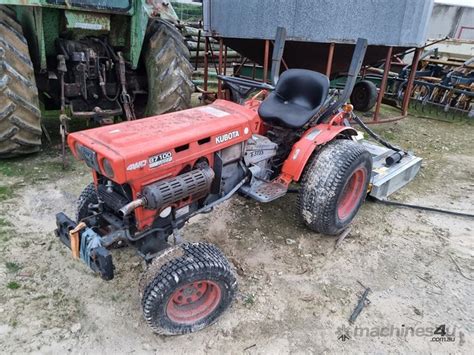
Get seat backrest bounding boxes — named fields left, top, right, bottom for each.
left=275, top=69, right=330, bottom=110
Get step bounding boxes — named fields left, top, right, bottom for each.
left=240, top=180, right=288, bottom=203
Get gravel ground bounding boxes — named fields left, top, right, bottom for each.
left=0, top=112, right=472, bottom=354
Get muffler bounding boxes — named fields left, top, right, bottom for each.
left=119, top=166, right=215, bottom=216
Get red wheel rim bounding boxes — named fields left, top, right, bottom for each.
left=166, top=280, right=221, bottom=324
left=337, top=167, right=367, bottom=220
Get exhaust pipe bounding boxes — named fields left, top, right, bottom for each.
left=119, top=198, right=146, bottom=217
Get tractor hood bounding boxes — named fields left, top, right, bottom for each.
left=68, top=100, right=260, bottom=185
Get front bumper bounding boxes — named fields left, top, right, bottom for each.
left=55, top=213, right=114, bottom=280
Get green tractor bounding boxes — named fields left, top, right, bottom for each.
left=0, top=0, right=194, bottom=158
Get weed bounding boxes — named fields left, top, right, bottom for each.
left=243, top=293, right=255, bottom=307
left=0, top=186, right=14, bottom=201
left=0, top=233, right=11, bottom=243
left=0, top=217, right=11, bottom=227
left=5, top=262, right=21, bottom=273
left=7, top=281, right=20, bottom=290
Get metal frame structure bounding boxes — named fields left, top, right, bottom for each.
left=199, top=36, right=423, bottom=124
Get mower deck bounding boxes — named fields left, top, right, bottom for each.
left=363, top=141, right=422, bottom=200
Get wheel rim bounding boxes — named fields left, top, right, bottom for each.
left=337, top=167, right=367, bottom=220
left=354, top=87, right=367, bottom=104
left=166, top=280, right=222, bottom=324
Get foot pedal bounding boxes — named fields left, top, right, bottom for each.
left=240, top=180, right=288, bottom=202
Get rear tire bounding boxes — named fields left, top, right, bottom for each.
left=141, top=242, right=237, bottom=335
left=298, top=139, right=372, bottom=235
left=350, top=80, right=378, bottom=112
left=144, top=21, right=194, bottom=116
left=0, top=7, right=41, bottom=158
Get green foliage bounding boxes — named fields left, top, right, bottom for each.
left=243, top=293, right=255, bottom=307
left=7, top=281, right=20, bottom=290
left=0, top=186, right=14, bottom=201
left=5, top=262, right=21, bottom=273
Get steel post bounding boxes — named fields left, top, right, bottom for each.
left=402, top=47, right=422, bottom=116
left=218, top=38, right=223, bottom=98
left=224, top=45, right=228, bottom=76
left=203, top=36, right=209, bottom=92
left=373, top=46, right=393, bottom=121
left=326, top=43, right=335, bottom=77
left=195, top=29, right=201, bottom=71
left=263, top=40, right=270, bottom=83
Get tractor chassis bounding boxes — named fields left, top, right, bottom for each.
left=54, top=139, right=421, bottom=280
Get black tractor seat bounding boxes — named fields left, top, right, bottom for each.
left=258, top=69, right=330, bottom=129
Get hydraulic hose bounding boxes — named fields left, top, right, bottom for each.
left=351, top=113, right=408, bottom=166
left=352, top=113, right=403, bottom=153
left=369, top=196, right=474, bottom=218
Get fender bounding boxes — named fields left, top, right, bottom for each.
left=280, top=124, right=357, bottom=182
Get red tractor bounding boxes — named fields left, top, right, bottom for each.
left=56, top=36, right=374, bottom=335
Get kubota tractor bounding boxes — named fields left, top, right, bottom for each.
left=0, top=1, right=193, bottom=158
left=55, top=36, right=374, bottom=335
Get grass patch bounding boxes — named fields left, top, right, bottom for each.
left=0, top=185, right=14, bottom=201
left=0, top=233, right=11, bottom=244
left=0, top=217, right=11, bottom=227
left=6, top=281, right=20, bottom=290
left=5, top=261, right=21, bottom=273
left=243, top=293, right=255, bottom=307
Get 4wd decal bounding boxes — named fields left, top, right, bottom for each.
left=127, top=160, right=147, bottom=171
left=216, top=130, right=240, bottom=144
left=149, top=151, right=173, bottom=168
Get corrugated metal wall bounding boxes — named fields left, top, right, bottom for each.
left=203, top=0, right=434, bottom=47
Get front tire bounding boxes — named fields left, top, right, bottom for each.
left=298, top=139, right=372, bottom=235
left=141, top=242, right=237, bottom=335
left=76, top=183, right=98, bottom=222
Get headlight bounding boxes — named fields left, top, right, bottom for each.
left=75, top=143, right=84, bottom=160
left=76, top=144, right=100, bottom=171
left=102, top=158, right=114, bottom=178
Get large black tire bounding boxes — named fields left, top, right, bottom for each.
left=0, top=6, right=41, bottom=158
left=144, top=21, right=194, bottom=116
left=298, top=139, right=372, bottom=235
left=140, top=242, right=237, bottom=335
left=76, top=183, right=98, bottom=222
left=350, top=80, right=378, bottom=112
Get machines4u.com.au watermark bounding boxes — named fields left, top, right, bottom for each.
left=336, top=324, right=458, bottom=343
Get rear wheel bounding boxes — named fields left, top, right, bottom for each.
left=144, top=21, right=194, bottom=116
left=0, top=6, right=41, bottom=158
left=350, top=80, right=378, bottom=112
left=298, top=139, right=372, bottom=235
left=140, top=242, right=237, bottom=335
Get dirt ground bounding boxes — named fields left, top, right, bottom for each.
left=0, top=111, right=473, bottom=354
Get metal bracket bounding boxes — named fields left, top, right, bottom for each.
left=270, top=27, right=287, bottom=86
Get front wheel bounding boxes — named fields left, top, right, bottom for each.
left=298, top=139, right=372, bottom=235
left=140, top=242, right=237, bottom=335
left=76, top=183, right=98, bottom=222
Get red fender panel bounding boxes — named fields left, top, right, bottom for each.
left=281, top=124, right=357, bottom=182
